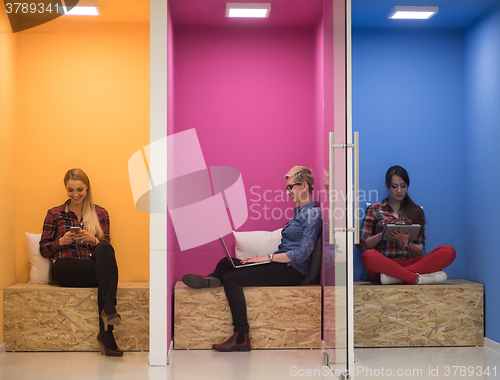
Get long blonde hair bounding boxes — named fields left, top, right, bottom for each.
left=64, top=169, right=104, bottom=240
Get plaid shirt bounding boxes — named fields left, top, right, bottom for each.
left=39, top=199, right=110, bottom=262
left=356, top=199, right=425, bottom=260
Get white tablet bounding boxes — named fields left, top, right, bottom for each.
left=382, top=224, right=421, bottom=241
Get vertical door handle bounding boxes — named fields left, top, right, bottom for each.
left=328, top=131, right=360, bottom=244
left=329, top=132, right=335, bottom=245
left=353, top=132, right=360, bottom=244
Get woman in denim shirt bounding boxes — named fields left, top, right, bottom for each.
left=182, top=166, right=322, bottom=352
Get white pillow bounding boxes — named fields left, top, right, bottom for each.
left=233, top=229, right=283, bottom=260
left=26, top=232, right=50, bottom=284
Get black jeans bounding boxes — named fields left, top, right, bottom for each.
left=51, top=243, right=118, bottom=331
left=209, top=258, right=305, bottom=333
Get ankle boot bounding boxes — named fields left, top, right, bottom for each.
left=97, top=331, right=124, bottom=357
left=182, top=274, right=221, bottom=289
left=212, top=332, right=251, bottom=352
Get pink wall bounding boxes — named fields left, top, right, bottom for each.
left=171, top=24, right=319, bottom=279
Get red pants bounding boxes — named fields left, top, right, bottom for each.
left=361, top=245, right=456, bottom=284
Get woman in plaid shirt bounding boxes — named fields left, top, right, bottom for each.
left=356, top=165, right=455, bottom=285
left=40, top=168, right=123, bottom=356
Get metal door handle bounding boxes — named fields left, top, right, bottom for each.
left=328, top=131, right=360, bottom=244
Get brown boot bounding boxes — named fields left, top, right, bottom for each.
left=97, top=331, right=124, bottom=357
left=182, top=274, right=221, bottom=289
left=212, top=332, right=251, bottom=352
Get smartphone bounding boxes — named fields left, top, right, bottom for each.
left=70, top=227, right=81, bottom=233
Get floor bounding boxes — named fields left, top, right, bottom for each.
left=1, top=344, right=500, bottom=380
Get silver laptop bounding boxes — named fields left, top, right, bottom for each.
left=219, top=235, right=271, bottom=268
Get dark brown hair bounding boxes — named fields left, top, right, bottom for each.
left=385, top=165, right=426, bottom=237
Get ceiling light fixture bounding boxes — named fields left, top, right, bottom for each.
left=226, top=3, right=271, bottom=18
left=59, top=1, right=100, bottom=16
left=388, top=5, right=438, bottom=20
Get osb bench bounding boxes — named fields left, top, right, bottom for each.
left=3, top=282, right=149, bottom=352
left=354, top=279, right=484, bottom=347
left=174, top=282, right=321, bottom=349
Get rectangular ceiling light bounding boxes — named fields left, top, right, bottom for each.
left=59, top=1, right=100, bottom=16
left=226, top=3, right=271, bottom=18
left=388, top=5, right=438, bottom=20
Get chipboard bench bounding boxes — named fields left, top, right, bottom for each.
left=3, top=282, right=149, bottom=352
left=353, top=279, right=484, bottom=347
left=174, top=282, right=321, bottom=349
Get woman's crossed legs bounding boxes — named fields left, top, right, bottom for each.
left=362, top=245, right=456, bottom=284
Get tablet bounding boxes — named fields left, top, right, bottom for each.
left=382, top=224, right=421, bottom=241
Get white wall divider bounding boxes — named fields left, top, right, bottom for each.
left=485, top=338, right=500, bottom=355
left=149, top=0, right=168, bottom=366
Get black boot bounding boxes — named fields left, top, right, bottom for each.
left=182, top=274, right=221, bottom=288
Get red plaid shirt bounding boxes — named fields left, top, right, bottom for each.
left=39, top=199, right=110, bottom=262
left=356, top=199, right=425, bottom=260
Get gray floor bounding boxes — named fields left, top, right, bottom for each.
left=1, top=343, right=500, bottom=380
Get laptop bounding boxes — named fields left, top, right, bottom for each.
left=219, top=235, right=271, bottom=269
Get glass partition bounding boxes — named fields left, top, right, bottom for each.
left=322, top=0, right=354, bottom=378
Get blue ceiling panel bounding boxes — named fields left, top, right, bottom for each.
left=352, top=0, right=500, bottom=28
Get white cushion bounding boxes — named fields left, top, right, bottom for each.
left=25, top=232, right=50, bottom=284
left=233, top=229, right=283, bottom=260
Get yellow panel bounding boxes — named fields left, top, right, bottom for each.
left=15, top=20, right=150, bottom=283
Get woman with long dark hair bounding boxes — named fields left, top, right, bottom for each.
left=40, top=168, right=123, bottom=356
left=357, top=165, right=455, bottom=285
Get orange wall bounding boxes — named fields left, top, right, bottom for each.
left=14, top=18, right=150, bottom=282
left=0, top=3, right=18, bottom=345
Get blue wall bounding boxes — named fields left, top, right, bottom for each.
left=352, top=29, right=466, bottom=281
left=464, top=4, right=500, bottom=343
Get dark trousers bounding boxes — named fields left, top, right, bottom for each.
left=51, top=243, right=118, bottom=331
left=209, top=258, right=305, bottom=333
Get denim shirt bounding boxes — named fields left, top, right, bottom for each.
left=274, top=201, right=322, bottom=276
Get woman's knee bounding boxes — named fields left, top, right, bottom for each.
left=361, top=249, right=381, bottom=265
left=93, top=243, right=114, bottom=255
left=222, top=270, right=240, bottom=286
left=222, top=271, right=234, bottom=283
left=438, top=245, right=456, bottom=261
left=92, top=243, right=116, bottom=262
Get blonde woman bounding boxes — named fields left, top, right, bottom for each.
left=40, top=169, right=122, bottom=357
left=182, top=166, right=322, bottom=352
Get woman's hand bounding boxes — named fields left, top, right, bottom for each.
left=241, top=255, right=270, bottom=265
left=365, top=231, right=384, bottom=249
left=365, top=220, right=392, bottom=249
left=388, top=227, right=411, bottom=245
left=390, top=227, right=424, bottom=257
left=59, top=229, right=96, bottom=246
left=59, top=230, right=79, bottom=246
left=74, top=229, right=96, bottom=244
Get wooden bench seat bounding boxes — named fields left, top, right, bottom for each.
left=353, top=279, right=484, bottom=347
left=3, top=282, right=149, bottom=352
left=174, top=282, right=321, bottom=349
